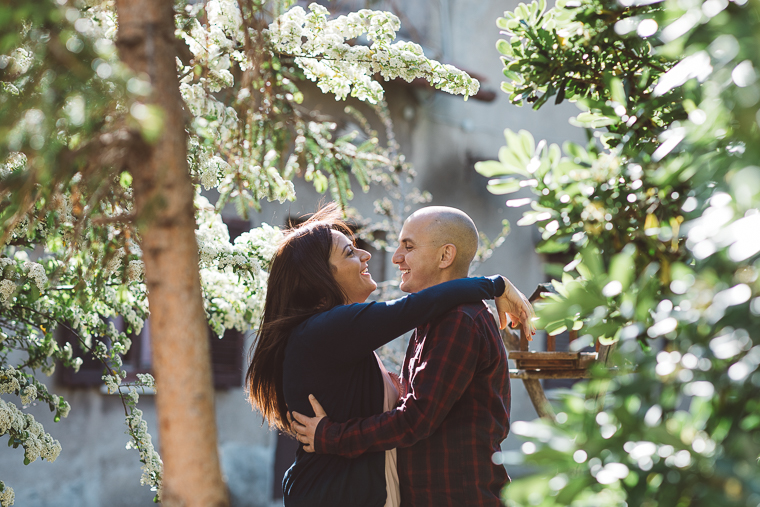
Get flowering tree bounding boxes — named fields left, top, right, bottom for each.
left=476, top=0, right=760, bottom=504
left=0, top=0, right=479, bottom=505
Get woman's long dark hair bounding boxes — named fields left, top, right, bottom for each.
left=245, top=203, right=353, bottom=432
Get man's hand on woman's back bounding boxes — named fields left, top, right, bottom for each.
left=289, top=394, right=327, bottom=453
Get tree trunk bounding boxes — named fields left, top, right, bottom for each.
left=114, top=1, right=228, bottom=505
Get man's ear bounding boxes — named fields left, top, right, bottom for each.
left=438, top=244, right=457, bottom=269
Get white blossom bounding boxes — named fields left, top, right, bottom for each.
left=180, top=83, right=238, bottom=143
left=127, top=260, right=144, bottom=282
left=193, top=193, right=281, bottom=336
left=196, top=195, right=233, bottom=265
left=198, top=151, right=231, bottom=190
left=136, top=373, right=155, bottom=389
left=51, top=193, right=74, bottom=224
left=125, top=408, right=163, bottom=494
left=58, top=399, right=71, bottom=419
left=0, top=399, right=61, bottom=465
left=104, top=249, right=125, bottom=277
left=0, top=482, right=14, bottom=507
left=39, top=435, right=62, bottom=462
left=23, top=261, right=46, bottom=291
left=0, top=280, right=15, bottom=306
left=267, top=4, right=479, bottom=103
left=0, top=368, right=21, bottom=394
left=20, top=385, right=36, bottom=405
left=126, top=386, right=139, bottom=404
left=234, top=223, right=282, bottom=269
left=0, top=152, right=26, bottom=178
left=8, top=48, right=33, bottom=75
left=70, top=357, right=83, bottom=374
left=102, top=373, right=121, bottom=394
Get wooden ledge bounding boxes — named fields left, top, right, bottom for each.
left=509, top=351, right=597, bottom=360
left=509, top=369, right=593, bottom=380
left=509, top=351, right=598, bottom=371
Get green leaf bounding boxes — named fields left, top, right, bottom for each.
left=580, top=246, right=605, bottom=278
left=119, top=171, right=132, bottom=189
left=563, top=142, right=587, bottom=162
left=570, top=111, right=620, bottom=128
left=502, top=69, right=521, bottom=81
left=609, top=244, right=636, bottom=289
left=545, top=320, right=568, bottom=336
left=519, top=130, right=536, bottom=158
left=556, top=475, right=594, bottom=504
left=497, top=146, right=531, bottom=176
left=496, top=39, right=513, bottom=56
left=536, top=236, right=570, bottom=253
left=551, top=278, right=570, bottom=298
left=575, top=262, right=592, bottom=280
left=548, top=143, right=561, bottom=166
left=555, top=81, right=566, bottom=105
left=487, top=178, right=521, bottom=195
left=740, top=414, right=760, bottom=431
left=474, top=160, right=507, bottom=177
left=516, top=211, right=541, bottom=226
left=504, top=129, right=530, bottom=163
left=501, top=81, right=515, bottom=93
left=313, top=170, right=328, bottom=193
left=609, top=77, right=627, bottom=106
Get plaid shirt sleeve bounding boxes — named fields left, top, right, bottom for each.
left=314, top=309, right=481, bottom=458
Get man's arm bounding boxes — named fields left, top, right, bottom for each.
left=293, top=309, right=485, bottom=458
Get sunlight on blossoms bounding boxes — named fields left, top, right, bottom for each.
left=267, top=3, right=480, bottom=103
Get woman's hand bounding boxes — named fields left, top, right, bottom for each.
left=495, top=276, right=536, bottom=339
left=289, top=394, right=327, bottom=453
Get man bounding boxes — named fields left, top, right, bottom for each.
left=291, top=206, right=533, bottom=506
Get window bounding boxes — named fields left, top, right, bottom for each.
left=57, top=320, right=245, bottom=390
left=57, top=316, right=151, bottom=387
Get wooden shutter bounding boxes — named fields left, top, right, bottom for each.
left=209, top=328, right=244, bottom=389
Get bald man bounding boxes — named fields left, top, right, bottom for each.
left=292, top=206, right=516, bottom=507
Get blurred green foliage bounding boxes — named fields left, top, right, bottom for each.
left=478, top=0, right=760, bottom=505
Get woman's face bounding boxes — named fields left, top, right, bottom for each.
left=329, top=230, right=377, bottom=304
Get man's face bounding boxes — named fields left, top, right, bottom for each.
left=392, top=215, right=443, bottom=293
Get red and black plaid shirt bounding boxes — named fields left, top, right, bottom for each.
left=315, top=301, right=511, bottom=506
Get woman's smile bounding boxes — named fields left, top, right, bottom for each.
left=329, top=230, right=377, bottom=304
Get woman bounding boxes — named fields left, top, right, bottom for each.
left=245, top=204, right=531, bottom=507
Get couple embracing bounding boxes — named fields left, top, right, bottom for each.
left=246, top=203, right=535, bottom=507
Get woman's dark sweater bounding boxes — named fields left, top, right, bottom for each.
left=281, top=276, right=505, bottom=507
